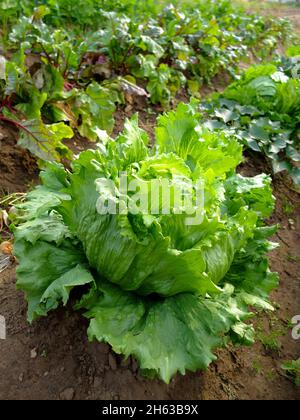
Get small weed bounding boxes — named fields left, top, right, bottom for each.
left=41, top=349, right=48, bottom=358
left=259, top=333, right=281, bottom=352
left=281, top=359, right=300, bottom=387
left=265, top=368, right=277, bottom=382
left=282, top=316, right=295, bottom=330
left=252, top=359, right=263, bottom=374
left=287, top=254, right=300, bottom=263
left=256, top=321, right=284, bottom=353
left=146, top=107, right=156, bottom=115
left=282, top=198, right=294, bottom=216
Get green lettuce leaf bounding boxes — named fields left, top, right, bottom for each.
left=79, top=282, right=253, bottom=383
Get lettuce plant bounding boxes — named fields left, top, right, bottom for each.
left=14, top=104, right=278, bottom=382
left=201, top=63, right=300, bottom=186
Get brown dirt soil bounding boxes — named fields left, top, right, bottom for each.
left=0, top=128, right=300, bottom=399
left=0, top=125, right=39, bottom=194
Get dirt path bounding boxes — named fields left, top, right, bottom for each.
left=0, top=124, right=299, bottom=400
left=247, top=1, right=300, bottom=33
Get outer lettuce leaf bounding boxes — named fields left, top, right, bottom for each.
left=225, top=225, right=279, bottom=301
left=15, top=237, right=94, bottom=322
left=79, top=282, right=252, bottom=383
left=224, top=173, right=275, bottom=218
left=14, top=196, right=94, bottom=322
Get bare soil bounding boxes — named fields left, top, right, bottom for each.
left=0, top=118, right=299, bottom=400
left=0, top=125, right=38, bottom=194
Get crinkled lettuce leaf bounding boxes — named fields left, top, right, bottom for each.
left=78, top=282, right=253, bottom=383
left=14, top=203, right=94, bottom=322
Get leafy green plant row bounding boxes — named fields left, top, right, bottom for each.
left=0, top=2, right=293, bottom=162
left=198, top=52, right=300, bottom=187
left=13, top=104, right=279, bottom=383
left=5, top=2, right=292, bottom=104
left=0, top=50, right=127, bottom=161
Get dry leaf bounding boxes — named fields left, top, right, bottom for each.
left=0, top=209, right=9, bottom=232
left=0, top=241, right=13, bottom=255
